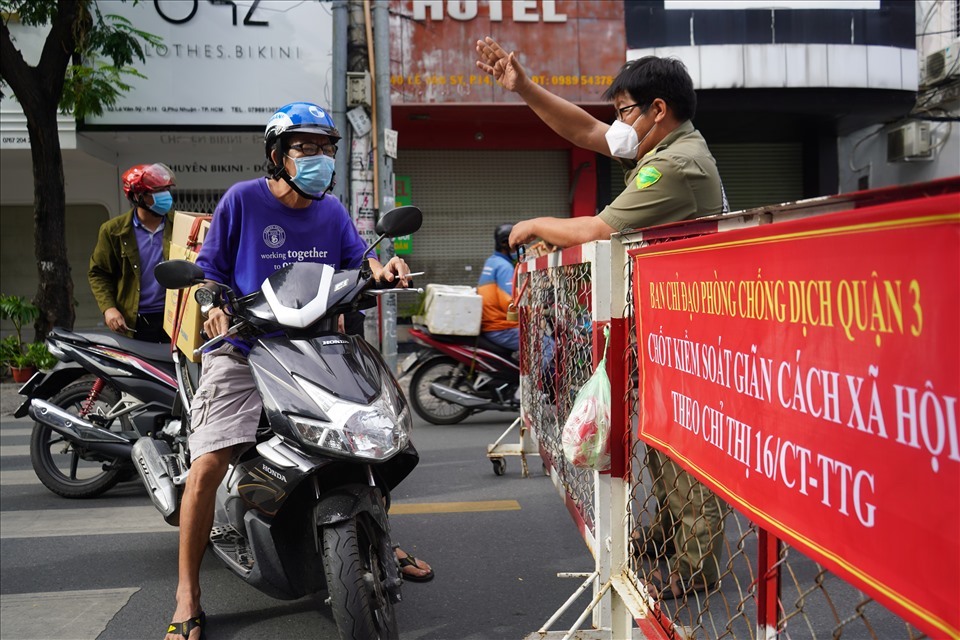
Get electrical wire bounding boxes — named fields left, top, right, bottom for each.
left=848, top=126, right=883, bottom=173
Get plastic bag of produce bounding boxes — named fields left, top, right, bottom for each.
left=561, top=326, right=611, bottom=471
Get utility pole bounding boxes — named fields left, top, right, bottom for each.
left=372, top=0, right=398, bottom=373
left=343, top=0, right=397, bottom=370
left=331, top=0, right=349, bottom=205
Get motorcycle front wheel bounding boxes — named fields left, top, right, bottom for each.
left=408, top=356, right=473, bottom=425
left=29, top=380, right=130, bottom=498
left=322, top=515, right=399, bottom=640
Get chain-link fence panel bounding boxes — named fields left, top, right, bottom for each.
left=519, top=257, right=598, bottom=540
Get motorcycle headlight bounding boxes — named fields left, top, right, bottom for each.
left=290, top=375, right=410, bottom=461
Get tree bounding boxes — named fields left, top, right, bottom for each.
left=0, top=0, right=158, bottom=339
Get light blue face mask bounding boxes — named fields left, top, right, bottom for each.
left=289, top=154, right=335, bottom=197
left=148, top=190, right=173, bottom=215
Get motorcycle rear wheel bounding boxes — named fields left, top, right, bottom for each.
left=322, top=515, right=399, bottom=640
left=408, top=356, right=473, bottom=425
left=29, top=381, right=129, bottom=499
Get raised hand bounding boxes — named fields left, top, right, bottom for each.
left=475, top=36, right=527, bottom=92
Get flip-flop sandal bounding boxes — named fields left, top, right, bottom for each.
left=646, top=574, right=714, bottom=601
left=397, top=554, right=435, bottom=583
left=166, top=611, right=205, bottom=639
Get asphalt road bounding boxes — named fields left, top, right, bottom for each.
left=0, top=383, right=594, bottom=640
left=0, top=381, right=920, bottom=640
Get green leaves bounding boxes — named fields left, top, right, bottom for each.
left=60, top=62, right=145, bottom=117
left=0, top=0, right=58, bottom=28
left=25, top=340, right=57, bottom=369
left=2, top=0, right=160, bottom=118
left=0, top=294, right=41, bottom=365
left=67, top=5, right=161, bottom=119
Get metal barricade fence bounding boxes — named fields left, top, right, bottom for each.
left=516, top=180, right=959, bottom=638
left=519, top=243, right=610, bottom=555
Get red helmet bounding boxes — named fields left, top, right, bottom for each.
left=121, top=163, right=176, bottom=201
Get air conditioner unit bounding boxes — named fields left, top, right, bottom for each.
left=923, top=42, right=959, bottom=87
left=887, top=121, right=932, bottom=162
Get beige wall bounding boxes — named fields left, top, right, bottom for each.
left=0, top=203, right=111, bottom=331
left=0, top=148, right=120, bottom=331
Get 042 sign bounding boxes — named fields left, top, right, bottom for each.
left=154, top=0, right=269, bottom=26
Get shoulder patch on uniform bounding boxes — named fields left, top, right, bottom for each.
left=636, top=166, right=662, bottom=190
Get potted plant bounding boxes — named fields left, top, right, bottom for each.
left=25, top=340, right=58, bottom=370
left=0, top=294, right=41, bottom=382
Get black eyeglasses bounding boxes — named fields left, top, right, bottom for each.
left=615, top=103, right=643, bottom=121
left=288, top=142, right=337, bottom=157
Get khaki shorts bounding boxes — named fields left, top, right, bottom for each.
left=188, top=343, right=262, bottom=462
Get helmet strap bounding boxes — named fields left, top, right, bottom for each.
left=266, top=139, right=285, bottom=180
left=267, top=138, right=334, bottom=201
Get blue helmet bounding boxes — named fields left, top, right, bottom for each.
left=264, top=102, right=341, bottom=176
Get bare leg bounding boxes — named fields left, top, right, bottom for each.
left=164, top=448, right=233, bottom=640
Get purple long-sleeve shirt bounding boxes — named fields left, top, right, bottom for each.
left=196, top=178, right=374, bottom=352
left=197, top=178, right=374, bottom=297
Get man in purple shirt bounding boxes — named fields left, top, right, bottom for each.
left=88, top=163, right=177, bottom=343
left=164, top=103, right=430, bottom=640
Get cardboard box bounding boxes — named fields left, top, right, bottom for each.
left=171, top=211, right=211, bottom=249
left=162, top=243, right=205, bottom=362
left=423, top=284, right=482, bottom=336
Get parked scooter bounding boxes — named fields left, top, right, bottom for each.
left=15, top=328, right=183, bottom=498
left=29, top=205, right=422, bottom=639
left=400, top=325, right=520, bottom=425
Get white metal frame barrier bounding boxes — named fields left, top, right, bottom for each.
left=518, top=240, right=658, bottom=639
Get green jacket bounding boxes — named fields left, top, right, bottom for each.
left=88, top=209, right=174, bottom=335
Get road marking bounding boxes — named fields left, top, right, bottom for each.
left=0, top=470, right=39, bottom=486
left=1, top=587, right=139, bottom=640
left=0, top=445, right=30, bottom=457
left=390, top=499, right=521, bottom=514
left=0, top=427, right=32, bottom=437
left=0, top=506, right=175, bottom=539
left=0, top=500, right=522, bottom=538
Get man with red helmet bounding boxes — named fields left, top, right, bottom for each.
left=164, top=103, right=430, bottom=640
left=89, top=163, right=177, bottom=342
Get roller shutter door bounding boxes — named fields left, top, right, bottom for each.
left=394, top=149, right=568, bottom=289
left=606, top=142, right=804, bottom=214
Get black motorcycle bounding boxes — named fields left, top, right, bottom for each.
left=43, top=205, right=422, bottom=639
left=400, top=324, right=521, bottom=425
left=15, top=328, right=183, bottom=498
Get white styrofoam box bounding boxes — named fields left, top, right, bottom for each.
left=423, top=284, right=482, bottom=336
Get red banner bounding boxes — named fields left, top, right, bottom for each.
left=632, top=194, right=960, bottom=637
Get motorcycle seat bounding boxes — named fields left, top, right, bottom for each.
left=426, top=332, right=516, bottom=360
left=59, top=328, right=174, bottom=364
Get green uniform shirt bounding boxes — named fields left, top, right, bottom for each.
left=598, top=120, right=724, bottom=233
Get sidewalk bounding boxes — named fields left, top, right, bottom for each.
left=1, top=381, right=24, bottom=417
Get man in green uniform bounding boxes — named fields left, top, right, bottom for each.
left=475, top=37, right=726, bottom=247
left=475, top=37, right=727, bottom=600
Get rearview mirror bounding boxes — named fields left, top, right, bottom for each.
left=375, top=205, right=422, bottom=238
left=155, top=260, right=205, bottom=290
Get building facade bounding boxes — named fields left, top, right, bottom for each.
left=2, top=0, right=956, bottom=328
